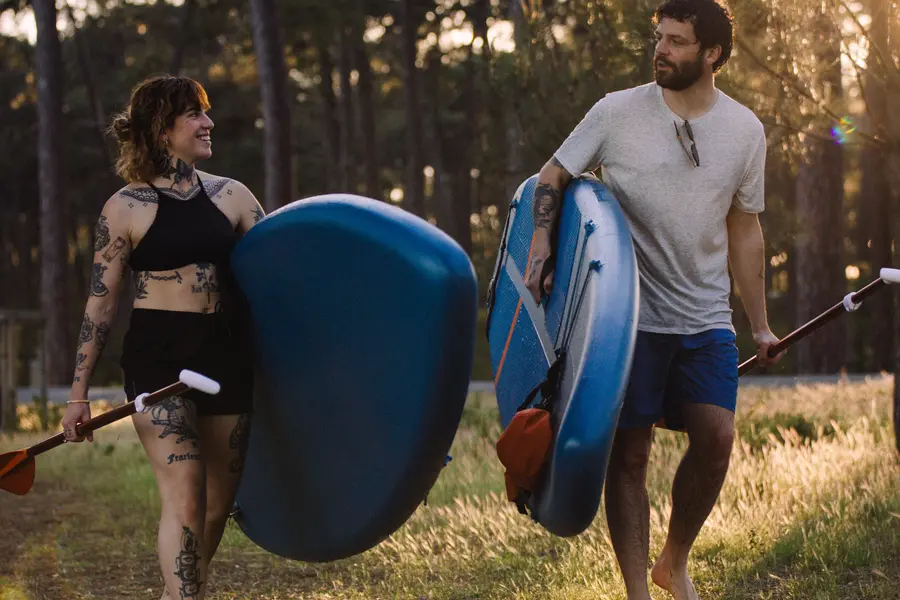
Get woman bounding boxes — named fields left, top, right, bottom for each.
left=62, top=74, right=265, bottom=599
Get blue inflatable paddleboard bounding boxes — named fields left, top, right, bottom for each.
left=486, top=174, right=639, bottom=537
left=230, top=194, right=477, bottom=562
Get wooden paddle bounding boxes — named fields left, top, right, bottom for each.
left=739, top=267, right=900, bottom=376
left=0, top=369, right=220, bottom=496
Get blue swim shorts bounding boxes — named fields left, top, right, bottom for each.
left=617, top=328, right=739, bottom=430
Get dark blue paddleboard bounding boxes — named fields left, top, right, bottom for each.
left=486, top=174, right=639, bottom=536
left=230, top=194, right=477, bottom=562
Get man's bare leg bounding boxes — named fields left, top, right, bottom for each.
left=651, top=403, right=734, bottom=600
left=605, top=426, right=655, bottom=600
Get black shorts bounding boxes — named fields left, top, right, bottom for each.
left=121, top=308, right=254, bottom=415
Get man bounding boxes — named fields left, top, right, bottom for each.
left=524, top=1, right=784, bottom=599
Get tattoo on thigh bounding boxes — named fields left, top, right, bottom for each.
left=167, top=452, right=200, bottom=465
left=174, top=526, right=202, bottom=599
left=228, top=414, right=251, bottom=474
left=148, top=397, right=199, bottom=447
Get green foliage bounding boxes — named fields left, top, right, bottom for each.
left=15, top=397, right=63, bottom=432
left=2, top=0, right=899, bottom=386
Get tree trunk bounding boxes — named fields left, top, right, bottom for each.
left=249, top=0, right=293, bottom=211
left=879, top=0, right=900, bottom=454
left=452, top=44, right=478, bottom=256
left=401, top=0, right=425, bottom=216
left=859, top=1, right=893, bottom=373
left=472, top=0, right=491, bottom=62
left=64, top=3, right=110, bottom=167
left=794, top=13, right=845, bottom=374
left=504, top=0, right=527, bottom=203
left=353, top=12, right=379, bottom=200
left=314, top=29, right=341, bottom=187
left=170, top=0, right=196, bottom=75
left=425, top=51, right=453, bottom=235
left=338, top=22, right=356, bottom=193
left=33, top=0, right=70, bottom=385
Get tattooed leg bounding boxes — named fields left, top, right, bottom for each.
left=132, top=396, right=208, bottom=599
left=173, top=526, right=204, bottom=599
left=197, top=413, right=252, bottom=562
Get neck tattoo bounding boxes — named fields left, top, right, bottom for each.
left=163, top=158, right=196, bottom=188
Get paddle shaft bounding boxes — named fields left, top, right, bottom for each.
left=26, top=381, right=190, bottom=458
left=738, top=277, right=888, bottom=376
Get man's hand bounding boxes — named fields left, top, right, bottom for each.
left=753, top=328, right=784, bottom=367
left=525, top=242, right=554, bottom=303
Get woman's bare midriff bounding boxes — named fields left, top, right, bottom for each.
left=132, top=262, right=222, bottom=313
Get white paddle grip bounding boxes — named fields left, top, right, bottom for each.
left=880, top=268, right=900, bottom=284
left=179, top=369, right=221, bottom=395
left=133, top=393, right=150, bottom=413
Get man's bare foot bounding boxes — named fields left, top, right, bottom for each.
left=651, top=552, right=700, bottom=600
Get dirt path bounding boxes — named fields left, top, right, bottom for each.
left=0, top=472, right=349, bottom=599
left=0, top=478, right=81, bottom=599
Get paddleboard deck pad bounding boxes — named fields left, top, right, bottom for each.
left=486, top=174, right=639, bottom=537
left=231, top=194, right=477, bottom=562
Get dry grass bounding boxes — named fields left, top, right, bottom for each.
left=1, top=380, right=898, bottom=599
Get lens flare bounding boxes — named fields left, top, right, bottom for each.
left=830, top=117, right=856, bottom=145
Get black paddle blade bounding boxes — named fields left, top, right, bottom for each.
left=0, top=450, right=35, bottom=495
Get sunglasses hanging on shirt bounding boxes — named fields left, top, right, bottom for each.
left=674, top=120, right=700, bottom=167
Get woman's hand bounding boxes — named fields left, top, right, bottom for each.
left=61, top=402, right=93, bottom=442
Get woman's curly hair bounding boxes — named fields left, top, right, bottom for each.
left=109, top=75, right=211, bottom=183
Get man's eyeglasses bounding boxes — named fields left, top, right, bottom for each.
left=674, top=120, right=700, bottom=167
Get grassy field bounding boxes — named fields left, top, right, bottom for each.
left=1, top=379, right=898, bottom=599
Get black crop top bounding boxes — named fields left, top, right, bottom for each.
left=128, top=175, right=238, bottom=273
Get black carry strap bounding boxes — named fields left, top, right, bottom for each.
left=517, top=350, right=567, bottom=413
left=485, top=199, right=517, bottom=338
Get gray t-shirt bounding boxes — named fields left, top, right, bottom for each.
left=554, top=82, right=766, bottom=335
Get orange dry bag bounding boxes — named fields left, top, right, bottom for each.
left=495, top=353, right=565, bottom=516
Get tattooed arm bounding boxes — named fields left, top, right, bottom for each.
left=71, top=196, right=132, bottom=400
left=524, top=157, right=574, bottom=303
left=62, top=196, right=131, bottom=441
left=231, top=180, right=266, bottom=235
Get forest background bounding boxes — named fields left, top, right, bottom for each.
left=1, top=0, right=899, bottom=405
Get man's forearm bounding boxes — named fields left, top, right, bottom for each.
left=533, top=180, right=562, bottom=232
left=730, top=230, right=769, bottom=333
left=533, top=158, right=571, bottom=236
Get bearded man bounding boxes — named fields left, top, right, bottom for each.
left=524, top=1, right=784, bottom=598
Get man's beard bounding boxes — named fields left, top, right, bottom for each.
left=654, top=53, right=705, bottom=91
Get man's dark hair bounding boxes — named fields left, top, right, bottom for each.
left=654, top=0, right=734, bottom=72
